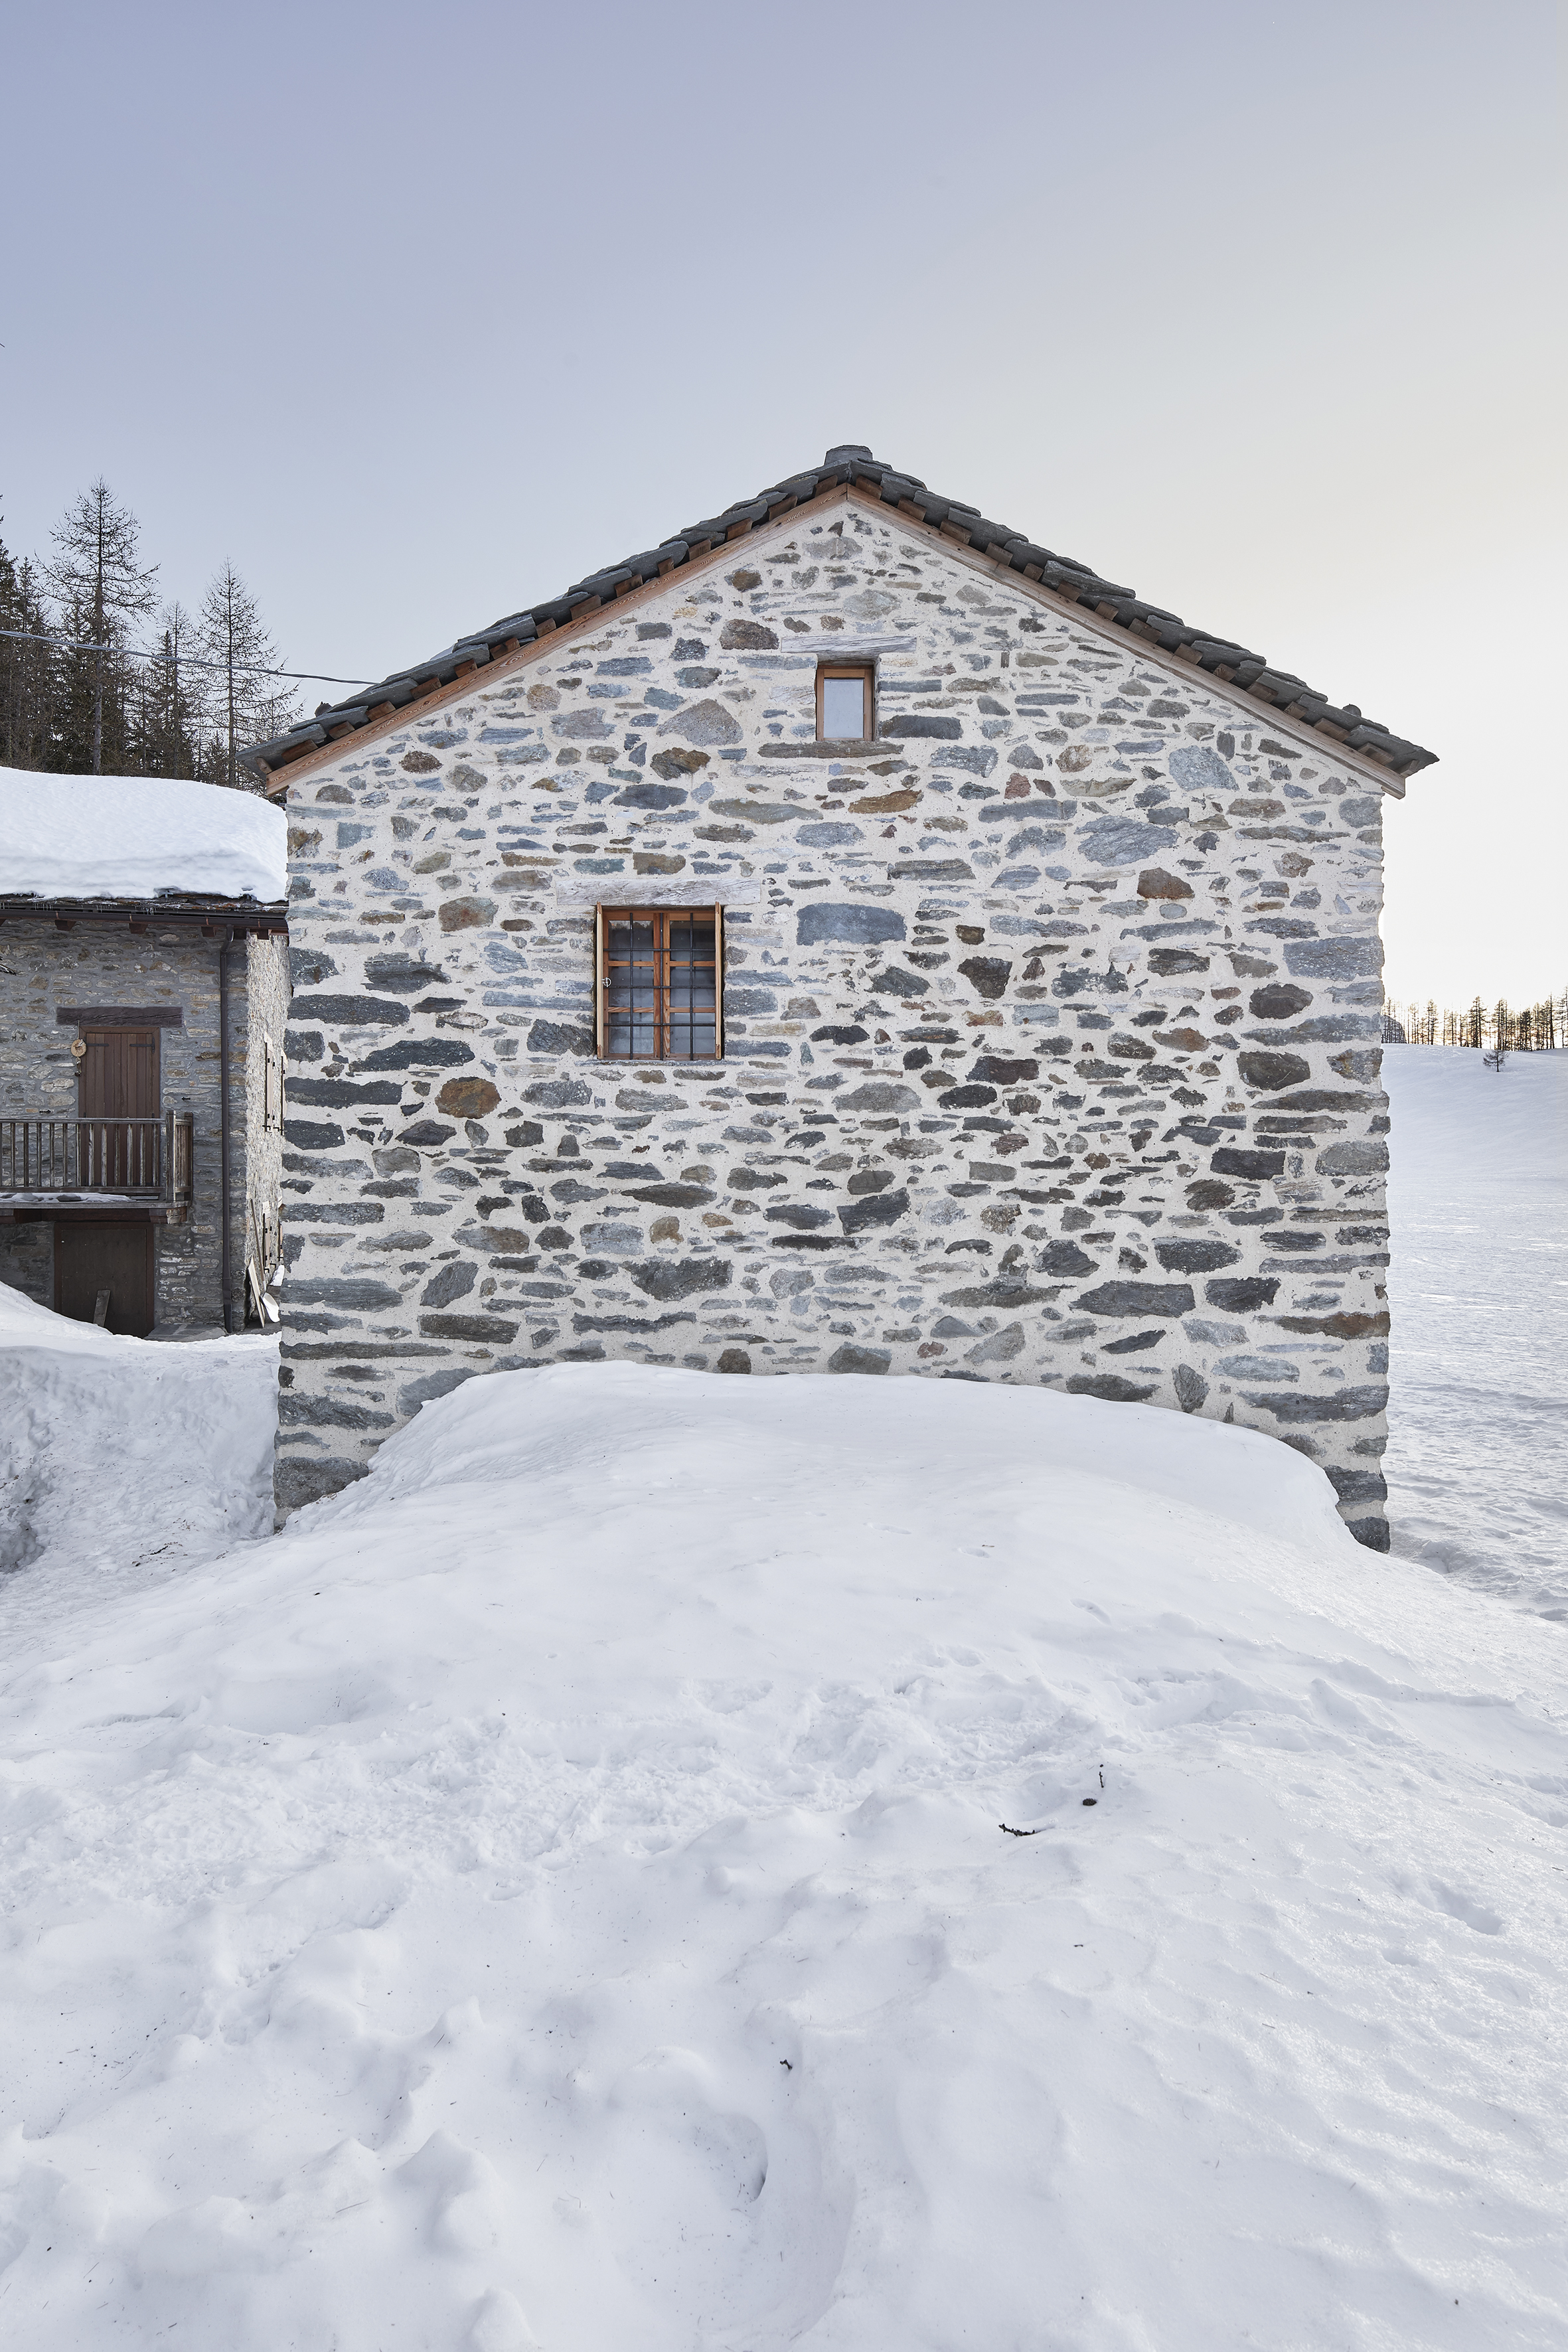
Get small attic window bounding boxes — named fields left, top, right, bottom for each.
left=817, top=664, right=874, bottom=742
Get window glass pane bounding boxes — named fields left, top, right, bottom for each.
left=821, top=674, right=866, bottom=738
left=601, top=908, right=720, bottom=1060
left=605, top=915, right=661, bottom=1058
left=666, top=918, right=716, bottom=1061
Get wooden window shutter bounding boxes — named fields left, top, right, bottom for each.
left=594, top=902, right=607, bottom=1059
left=714, top=903, right=724, bottom=1060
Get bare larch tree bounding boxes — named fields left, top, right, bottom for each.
left=43, top=479, right=159, bottom=774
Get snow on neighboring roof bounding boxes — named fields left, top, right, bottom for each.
left=0, top=766, right=287, bottom=904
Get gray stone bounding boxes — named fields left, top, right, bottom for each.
left=526, top=1019, right=594, bottom=1056
left=364, top=954, right=449, bottom=994
left=359, top=1040, right=477, bottom=1069
left=1078, top=818, right=1178, bottom=868
left=1205, top=1277, right=1280, bottom=1311
left=839, top=1186, right=910, bottom=1234
left=828, top=1342, right=890, bottom=1374
left=289, top=1277, right=404, bottom=1310
left=421, top=1261, right=478, bottom=1308
left=1212, top=1147, right=1285, bottom=1180
left=1283, top=937, right=1382, bottom=980
left=957, top=956, right=1012, bottom=1001
left=1249, top=984, right=1312, bottom=1020
left=418, top=1311, right=522, bottom=1342
left=1238, top=1050, right=1312, bottom=1091
left=1154, top=1239, right=1239, bottom=1273
left=1065, top=1372, right=1157, bottom=1402
left=1168, top=744, right=1232, bottom=793
left=1244, top=1385, right=1390, bottom=1423
left=659, top=698, right=742, bottom=745
left=967, top=1323, right=1025, bottom=1363
left=1077, top=1283, right=1196, bottom=1318
left=797, top=903, right=906, bottom=947
left=524, top=1079, right=593, bottom=1109
left=1315, top=1138, right=1389, bottom=1175
left=837, top=1081, right=921, bottom=1113
left=289, top=994, right=410, bottom=1026
left=1038, top=1241, right=1097, bottom=1278
left=1172, top=1363, right=1209, bottom=1413
left=631, top=1257, right=733, bottom=1302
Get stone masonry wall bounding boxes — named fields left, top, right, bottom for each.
left=243, top=933, right=289, bottom=1298
left=0, top=917, right=270, bottom=1328
left=276, top=497, right=1393, bottom=1541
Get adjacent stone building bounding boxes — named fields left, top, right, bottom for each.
left=0, top=770, right=289, bottom=1334
left=246, top=446, right=1435, bottom=1543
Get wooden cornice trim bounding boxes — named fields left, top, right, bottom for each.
left=268, top=479, right=1403, bottom=801
left=263, top=481, right=856, bottom=793
left=840, top=485, right=1408, bottom=798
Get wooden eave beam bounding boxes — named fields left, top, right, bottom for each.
left=260, top=473, right=1414, bottom=801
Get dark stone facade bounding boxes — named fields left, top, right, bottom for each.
left=0, top=920, right=287, bottom=1330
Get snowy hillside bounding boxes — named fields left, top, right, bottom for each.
left=3, top=1359, right=1567, bottom=2349
left=1383, top=1048, right=1567, bottom=1614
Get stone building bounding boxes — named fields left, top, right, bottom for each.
left=0, top=770, right=289, bottom=1334
left=246, top=445, right=1435, bottom=1543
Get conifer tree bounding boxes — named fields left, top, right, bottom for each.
left=0, top=522, right=58, bottom=769
left=196, top=564, right=300, bottom=791
left=42, top=479, right=159, bottom=774
left=137, top=601, right=203, bottom=778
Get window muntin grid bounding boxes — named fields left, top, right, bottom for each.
left=600, top=907, right=720, bottom=1059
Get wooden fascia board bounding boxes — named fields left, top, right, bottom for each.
left=841, top=485, right=1409, bottom=798
left=267, top=476, right=1408, bottom=801
left=264, top=481, right=856, bottom=793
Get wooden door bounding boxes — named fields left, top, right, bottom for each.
left=54, top=1223, right=155, bottom=1335
left=78, top=1027, right=159, bottom=1189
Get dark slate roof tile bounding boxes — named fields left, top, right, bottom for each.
left=244, top=443, right=1436, bottom=780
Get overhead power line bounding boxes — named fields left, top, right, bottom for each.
left=0, top=625, right=374, bottom=688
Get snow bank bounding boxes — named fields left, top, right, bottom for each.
left=0, top=1280, right=277, bottom=1622
left=0, top=765, right=286, bottom=902
left=1384, top=1048, right=1567, bottom=1612
left=3, top=1360, right=1565, bottom=2349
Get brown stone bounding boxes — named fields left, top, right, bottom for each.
left=849, top=789, right=919, bottom=815
left=1137, top=866, right=1194, bottom=900
left=439, top=897, right=497, bottom=932
left=436, top=1077, right=501, bottom=1117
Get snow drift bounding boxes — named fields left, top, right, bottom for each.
left=2, top=1359, right=1565, bottom=2349
left=0, top=1280, right=277, bottom=1616
left=0, top=764, right=286, bottom=902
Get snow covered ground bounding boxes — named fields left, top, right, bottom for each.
left=1383, top=1048, right=1567, bottom=1615
left=0, top=1052, right=1563, bottom=2351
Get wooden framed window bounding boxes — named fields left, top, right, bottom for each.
left=595, top=906, right=723, bottom=1060
left=816, top=663, right=874, bottom=741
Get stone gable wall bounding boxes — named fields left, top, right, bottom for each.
left=276, top=501, right=1392, bottom=1541
left=0, top=919, right=277, bottom=1328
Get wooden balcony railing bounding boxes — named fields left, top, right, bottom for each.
left=0, top=1113, right=194, bottom=1208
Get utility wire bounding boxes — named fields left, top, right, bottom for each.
left=0, top=625, right=375, bottom=688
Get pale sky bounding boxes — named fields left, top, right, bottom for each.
left=4, top=1, right=1560, bottom=1010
